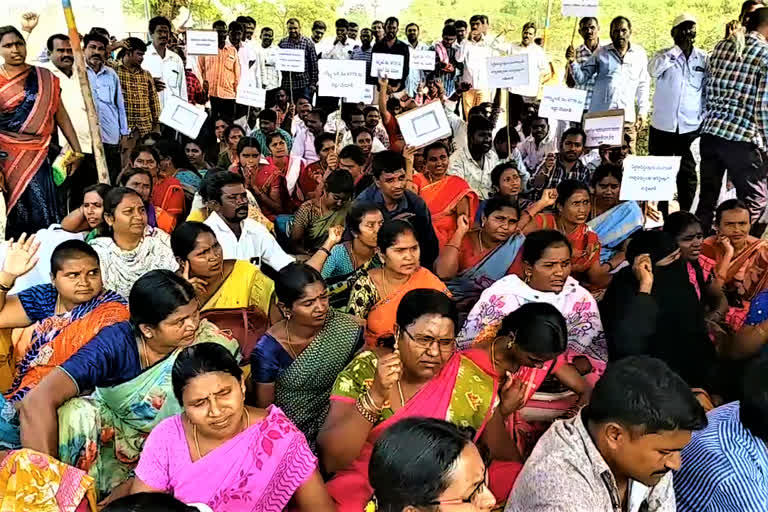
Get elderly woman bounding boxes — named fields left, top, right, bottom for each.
left=120, top=168, right=176, bottom=233
left=132, top=343, right=334, bottom=511
left=320, top=289, right=522, bottom=511
left=60, top=183, right=112, bottom=241
left=251, top=263, right=362, bottom=450
left=89, top=187, right=178, bottom=298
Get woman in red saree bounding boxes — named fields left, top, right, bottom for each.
left=319, top=289, right=522, bottom=512
left=0, top=27, right=82, bottom=239
left=701, top=199, right=768, bottom=331
left=231, top=137, right=290, bottom=221
left=293, top=134, right=335, bottom=206
left=413, top=142, right=478, bottom=248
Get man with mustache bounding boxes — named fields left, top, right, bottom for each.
left=448, top=116, right=501, bottom=200
left=142, top=16, right=187, bottom=110
left=567, top=16, right=650, bottom=153
left=529, top=127, right=589, bottom=201
left=648, top=14, right=707, bottom=216
left=506, top=356, right=707, bottom=512
left=199, top=20, right=241, bottom=121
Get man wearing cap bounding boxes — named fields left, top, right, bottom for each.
left=648, top=14, right=707, bottom=215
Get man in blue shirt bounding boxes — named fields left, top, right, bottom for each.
left=674, top=356, right=768, bottom=511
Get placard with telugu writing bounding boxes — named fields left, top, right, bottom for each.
left=539, top=86, right=588, bottom=122
left=276, top=48, right=306, bottom=72
left=185, top=30, right=219, bottom=56
left=396, top=100, right=452, bottom=148
left=318, top=60, right=366, bottom=98
left=236, top=81, right=266, bottom=109
left=371, top=53, right=405, bottom=80
left=345, top=85, right=375, bottom=104
left=562, top=0, right=599, bottom=17
left=486, top=55, right=530, bottom=89
left=583, top=110, right=625, bottom=147
left=410, top=50, right=436, bottom=71
left=620, top=156, right=681, bottom=201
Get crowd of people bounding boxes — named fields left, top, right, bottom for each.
left=1, top=1, right=768, bottom=511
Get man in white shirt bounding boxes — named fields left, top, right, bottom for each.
left=519, top=116, right=558, bottom=172
left=461, top=15, right=491, bottom=115
left=202, top=172, right=294, bottom=272
left=142, top=16, right=188, bottom=109
left=448, top=116, right=500, bottom=199
left=321, top=18, right=355, bottom=60
left=649, top=14, right=707, bottom=214
left=252, top=27, right=280, bottom=92
left=508, top=22, right=552, bottom=101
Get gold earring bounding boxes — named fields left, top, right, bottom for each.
left=506, top=333, right=516, bottom=350
left=524, top=272, right=531, bottom=284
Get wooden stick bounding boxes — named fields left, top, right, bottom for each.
left=289, top=72, right=294, bottom=105
left=570, top=17, right=579, bottom=48
left=334, top=97, right=343, bottom=149
left=62, top=0, right=110, bottom=184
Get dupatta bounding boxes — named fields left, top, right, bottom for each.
left=0, top=66, right=59, bottom=210
left=535, top=213, right=600, bottom=274
left=587, top=201, right=644, bottom=263
left=702, top=236, right=768, bottom=302
left=413, top=174, right=479, bottom=248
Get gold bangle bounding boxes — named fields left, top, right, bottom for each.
left=356, top=396, right=378, bottom=423
left=445, top=244, right=460, bottom=251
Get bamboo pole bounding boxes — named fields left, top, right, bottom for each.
left=61, top=0, right=110, bottom=184
left=543, top=0, right=553, bottom=48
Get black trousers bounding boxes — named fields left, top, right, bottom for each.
left=210, top=97, right=237, bottom=123
left=695, top=133, right=768, bottom=235
left=648, top=126, right=699, bottom=215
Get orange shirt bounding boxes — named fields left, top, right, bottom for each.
left=197, top=46, right=241, bottom=100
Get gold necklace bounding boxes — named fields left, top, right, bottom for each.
left=193, top=407, right=250, bottom=460
left=285, top=321, right=299, bottom=359
left=477, top=230, right=486, bottom=252
left=396, top=381, right=406, bottom=407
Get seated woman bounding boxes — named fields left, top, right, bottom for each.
left=171, top=221, right=274, bottom=357
left=351, top=127, right=375, bottom=174
left=368, top=418, right=496, bottom=512
left=347, top=220, right=449, bottom=347
left=308, top=202, right=384, bottom=309
left=290, top=169, right=354, bottom=254
left=251, top=263, right=362, bottom=450
left=320, top=289, right=521, bottom=511
left=700, top=199, right=768, bottom=331
left=521, top=179, right=614, bottom=289
left=412, top=141, right=478, bottom=248
left=154, top=140, right=203, bottom=210
left=89, top=188, right=178, bottom=298
left=436, top=197, right=524, bottom=314
left=131, top=145, right=186, bottom=227
left=184, top=138, right=213, bottom=173
left=0, top=239, right=128, bottom=431
left=586, top=164, right=643, bottom=264
left=12, top=270, right=239, bottom=499
left=293, top=133, right=336, bottom=205
left=338, top=145, right=374, bottom=197
left=475, top=162, right=529, bottom=225
left=217, top=124, right=245, bottom=169
left=205, top=116, right=230, bottom=164
left=601, top=230, right=721, bottom=403
left=232, top=137, right=290, bottom=221
left=132, top=343, right=334, bottom=511
left=266, top=131, right=304, bottom=198
left=120, top=168, right=176, bottom=233
left=60, top=183, right=111, bottom=241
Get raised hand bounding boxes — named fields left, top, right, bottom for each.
left=537, top=188, right=558, bottom=208
left=632, top=253, right=654, bottom=291
left=565, top=45, right=575, bottom=61
left=402, top=145, right=417, bottom=163
left=21, top=12, right=40, bottom=33
left=370, top=350, right=402, bottom=406
left=2, top=234, right=40, bottom=278
left=181, top=261, right=208, bottom=297
left=326, top=225, right=344, bottom=247
left=498, top=371, right=526, bottom=417
left=456, top=214, right=470, bottom=235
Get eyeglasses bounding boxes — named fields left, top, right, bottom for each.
left=403, top=327, right=455, bottom=350
left=425, top=469, right=489, bottom=506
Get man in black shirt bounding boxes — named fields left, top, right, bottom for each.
left=371, top=16, right=410, bottom=92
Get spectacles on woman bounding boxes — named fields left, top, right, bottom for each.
left=425, top=468, right=489, bottom=506
left=403, top=327, right=454, bottom=351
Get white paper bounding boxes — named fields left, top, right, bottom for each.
left=236, top=81, right=266, bottom=109
left=539, top=86, right=588, bottom=123
left=318, top=59, right=366, bottom=98
left=562, top=0, right=599, bottom=17
left=410, top=49, right=436, bottom=71
left=396, top=100, right=452, bottom=148
left=185, top=30, right=219, bottom=56
left=486, top=55, right=530, bottom=89
left=276, top=48, right=306, bottom=72
left=370, top=53, right=405, bottom=80
left=159, top=95, right=208, bottom=139
left=583, top=111, right=625, bottom=147
left=345, top=84, right=375, bottom=104
left=620, top=156, right=681, bottom=201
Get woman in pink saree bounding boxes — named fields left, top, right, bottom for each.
left=319, top=289, right=523, bottom=512
left=132, top=343, right=334, bottom=511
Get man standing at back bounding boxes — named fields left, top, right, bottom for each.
left=142, top=16, right=187, bottom=109
left=372, top=17, right=411, bottom=92
left=199, top=21, right=241, bottom=121
left=696, top=7, right=768, bottom=236
left=252, top=27, right=280, bottom=92
left=278, top=19, right=319, bottom=102
left=565, top=17, right=601, bottom=112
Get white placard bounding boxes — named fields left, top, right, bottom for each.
left=410, top=49, right=436, bottom=71
left=345, top=85, right=375, bottom=104
left=620, top=156, right=681, bottom=201
left=486, top=55, right=530, bottom=89
left=539, top=86, right=588, bottom=123
left=583, top=110, right=625, bottom=147
left=236, top=81, right=266, bottom=109
left=371, top=53, right=405, bottom=80
left=562, top=0, right=599, bottom=17
left=185, top=30, right=219, bottom=56
left=159, top=95, right=208, bottom=139
left=318, top=60, right=366, bottom=98
left=396, top=100, right=452, bottom=148
left=276, top=48, right=306, bottom=72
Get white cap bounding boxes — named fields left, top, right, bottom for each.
left=673, top=13, right=697, bottom=28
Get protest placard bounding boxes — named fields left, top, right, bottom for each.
left=486, top=55, right=530, bottom=89
left=345, top=85, right=375, bottom=104
left=562, top=0, right=599, bottom=17
left=371, top=53, right=405, bottom=80
left=276, top=49, right=305, bottom=72
left=619, top=156, right=681, bottom=201
left=539, top=86, right=588, bottom=122
left=318, top=60, right=366, bottom=98
left=159, top=95, right=208, bottom=139
left=236, top=81, right=266, bottom=109
left=396, top=101, right=452, bottom=148
left=185, top=30, right=219, bottom=55
left=583, top=110, right=624, bottom=147
left=410, top=50, right=436, bottom=71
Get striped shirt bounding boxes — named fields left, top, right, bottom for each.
left=702, top=32, right=768, bottom=146
left=198, top=46, right=241, bottom=100
left=674, top=402, right=768, bottom=512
